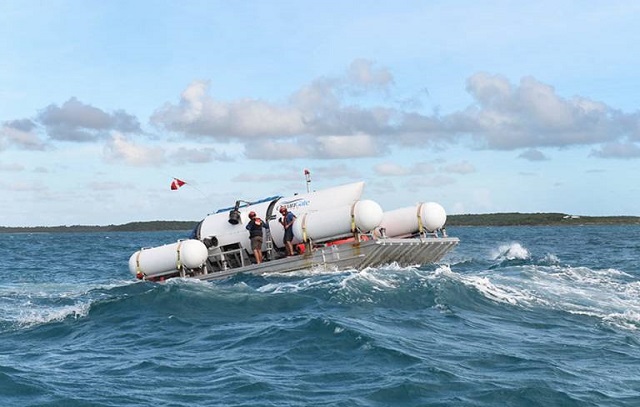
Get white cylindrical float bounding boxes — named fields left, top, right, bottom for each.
left=378, top=202, right=447, bottom=238
left=292, top=199, right=384, bottom=243
left=129, top=239, right=209, bottom=278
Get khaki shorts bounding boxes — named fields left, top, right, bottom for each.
left=250, top=236, right=263, bottom=250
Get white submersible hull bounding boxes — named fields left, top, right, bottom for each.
left=129, top=182, right=459, bottom=281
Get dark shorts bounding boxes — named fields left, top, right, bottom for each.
left=250, top=236, right=263, bottom=250
left=283, top=228, right=294, bottom=243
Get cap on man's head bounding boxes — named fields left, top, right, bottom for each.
left=248, top=211, right=256, bottom=218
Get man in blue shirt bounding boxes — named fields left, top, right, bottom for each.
left=278, top=206, right=296, bottom=256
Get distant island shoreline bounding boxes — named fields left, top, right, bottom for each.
left=1, top=213, right=639, bottom=233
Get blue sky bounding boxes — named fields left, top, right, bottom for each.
left=1, top=1, right=639, bottom=227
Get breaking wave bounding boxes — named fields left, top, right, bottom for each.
left=3, top=246, right=638, bottom=334
left=492, top=242, right=531, bottom=261
left=446, top=240, right=640, bottom=330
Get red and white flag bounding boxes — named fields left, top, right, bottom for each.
left=170, top=178, right=186, bottom=190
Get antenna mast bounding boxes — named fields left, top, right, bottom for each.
left=304, top=169, right=311, bottom=193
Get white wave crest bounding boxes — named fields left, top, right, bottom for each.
left=340, top=268, right=402, bottom=291
left=263, top=264, right=341, bottom=279
left=451, top=262, right=640, bottom=331
left=258, top=274, right=339, bottom=294
left=15, top=302, right=91, bottom=328
left=433, top=264, right=454, bottom=276
left=0, top=280, right=136, bottom=330
left=542, top=253, right=560, bottom=265
left=257, top=263, right=423, bottom=296
left=492, top=242, right=530, bottom=260
left=466, top=276, right=541, bottom=306
left=602, top=310, right=640, bottom=330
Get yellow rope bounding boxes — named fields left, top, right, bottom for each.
left=175, top=241, right=183, bottom=270
left=417, top=203, right=424, bottom=234
left=135, top=250, right=144, bottom=279
left=350, top=202, right=357, bottom=233
left=302, top=214, right=308, bottom=242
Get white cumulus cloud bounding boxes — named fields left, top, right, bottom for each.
left=103, top=133, right=165, bottom=167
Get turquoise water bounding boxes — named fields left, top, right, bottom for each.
left=1, top=226, right=639, bottom=406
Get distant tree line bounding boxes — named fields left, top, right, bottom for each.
left=446, top=213, right=640, bottom=226
left=0, top=221, right=198, bottom=234
left=1, top=214, right=639, bottom=234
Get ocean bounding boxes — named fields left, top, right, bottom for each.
left=1, top=225, right=639, bottom=406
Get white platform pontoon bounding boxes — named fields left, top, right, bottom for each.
left=129, top=181, right=459, bottom=281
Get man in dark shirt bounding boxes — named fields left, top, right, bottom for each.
left=246, top=211, right=268, bottom=264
